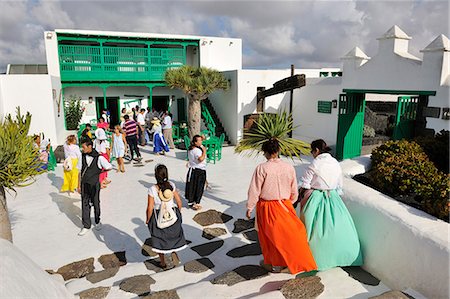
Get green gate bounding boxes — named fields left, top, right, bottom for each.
left=335, top=93, right=365, bottom=160
left=392, top=96, right=419, bottom=140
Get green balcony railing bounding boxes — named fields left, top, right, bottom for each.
left=59, top=44, right=187, bottom=82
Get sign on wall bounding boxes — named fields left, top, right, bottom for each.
left=318, top=101, right=332, bottom=114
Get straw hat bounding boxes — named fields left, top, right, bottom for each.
left=158, top=188, right=174, bottom=202
left=151, top=117, right=161, bottom=125
left=95, top=128, right=107, bottom=140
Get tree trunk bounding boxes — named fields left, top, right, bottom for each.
left=0, top=186, right=13, bottom=242
left=188, top=95, right=202, bottom=139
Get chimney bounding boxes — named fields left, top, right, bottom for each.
left=421, top=34, right=450, bottom=85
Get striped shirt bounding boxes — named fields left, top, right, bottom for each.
left=123, top=120, right=137, bottom=136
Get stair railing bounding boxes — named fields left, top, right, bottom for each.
left=201, top=101, right=216, bottom=136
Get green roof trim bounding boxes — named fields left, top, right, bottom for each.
left=343, top=89, right=436, bottom=96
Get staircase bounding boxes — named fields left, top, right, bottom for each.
left=201, top=98, right=230, bottom=144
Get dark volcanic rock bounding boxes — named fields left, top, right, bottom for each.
left=56, top=258, right=95, bottom=281
left=193, top=209, right=233, bottom=226
left=226, top=243, right=262, bottom=258
left=242, top=229, right=259, bottom=242
left=78, top=286, right=110, bottom=299
left=369, top=291, right=413, bottom=299
left=202, top=227, right=227, bottom=240
left=211, top=265, right=269, bottom=286
left=86, top=267, right=119, bottom=284
left=280, top=276, right=324, bottom=299
left=190, top=240, right=224, bottom=257
left=144, top=256, right=176, bottom=272
left=232, top=218, right=255, bottom=233
left=142, top=238, right=158, bottom=257
left=342, top=266, right=380, bottom=286
left=184, top=258, right=215, bottom=273
left=142, top=290, right=180, bottom=299
left=98, top=251, right=127, bottom=269
left=119, top=275, right=155, bottom=296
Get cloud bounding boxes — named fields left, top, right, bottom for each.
left=0, top=0, right=448, bottom=73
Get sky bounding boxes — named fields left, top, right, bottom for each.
left=0, top=0, right=449, bottom=73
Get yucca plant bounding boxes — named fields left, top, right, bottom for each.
left=235, top=110, right=310, bottom=159
left=165, top=65, right=229, bottom=138
left=0, top=108, right=44, bottom=242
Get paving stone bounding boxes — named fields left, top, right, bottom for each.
left=144, top=256, right=176, bottom=273
left=190, top=240, right=224, bottom=257
left=119, top=274, right=155, bottom=296
left=45, top=269, right=56, bottom=275
left=141, top=290, right=180, bottom=299
left=226, top=243, right=262, bottom=258
left=193, top=209, right=233, bottom=226
left=342, top=266, right=380, bottom=286
left=145, top=159, right=154, bottom=163
left=242, top=229, right=259, bottom=242
left=280, top=276, right=324, bottom=299
left=78, top=286, right=110, bottom=299
left=370, top=291, right=413, bottom=299
left=211, top=265, right=269, bottom=286
left=202, top=227, right=227, bottom=240
left=184, top=258, right=215, bottom=273
left=133, top=163, right=145, bottom=167
left=56, top=257, right=94, bottom=281
left=86, top=267, right=119, bottom=284
left=98, top=251, right=127, bottom=269
left=142, top=238, right=158, bottom=257
left=186, top=239, right=192, bottom=244
left=232, top=218, right=255, bottom=233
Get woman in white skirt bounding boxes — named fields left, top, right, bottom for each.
left=146, top=164, right=187, bottom=269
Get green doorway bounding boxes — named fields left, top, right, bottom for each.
left=95, top=97, right=120, bottom=128
left=152, top=96, right=169, bottom=113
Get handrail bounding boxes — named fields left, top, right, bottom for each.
left=201, top=102, right=216, bottom=135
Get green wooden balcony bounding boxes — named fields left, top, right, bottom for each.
left=59, top=44, right=187, bottom=82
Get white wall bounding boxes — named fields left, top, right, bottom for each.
left=44, top=31, right=60, bottom=77
left=0, top=75, right=68, bottom=146
left=199, top=37, right=242, bottom=71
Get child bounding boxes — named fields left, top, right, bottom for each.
left=94, top=128, right=111, bottom=188
left=97, top=117, right=109, bottom=130
left=34, top=135, right=50, bottom=171
left=80, top=124, right=93, bottom=144
left=61, top=135, right=82, bottom=195
left=112, top=125, right=127, bottom=173
left=150, top=117, right=169, bottom=155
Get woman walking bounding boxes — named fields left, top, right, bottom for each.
left=150, top=117, right=169, bottom=155
left=146, top=164, right=187, bottom=269
left=112, top=125, right=127, bottom=173
left=298, top=139, right=363, bottom=270
left=247, top=138, right=317, bottom=275
left=60, top=135, right=82, bottom=195
left=94, top=128, right=111, bottom=188
left=185, top=135, right=207, bottom=210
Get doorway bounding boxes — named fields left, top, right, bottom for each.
left=152, top=96, right=169, bottom=113
left=95, top=97, right=120, bottom=129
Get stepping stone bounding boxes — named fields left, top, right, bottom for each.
left=226, top=243, right=262, bottom=258
left=186, top=240, right=192, bottom=244
left=211, top=265, right=269, bottom=286
left=190, top=240, right=224, bottom=257
left=280, top=276, right=324, bottom=299
left=142, top=238, right=158, bottom=257
left=98, top=251, right=127, bottom=269
left=56, top=257, right=95, bottom=281
left=242, top=229, right=259, bottom=242
left=78, top=286, right=111, bottom=299
left=144, top=256, right=176, bottom=273
left=193, top=209, right=233, bottom=226
left=119, top=274, right=155, bottom=296
left=342, top=266, right=380, bottom=286
left=370, top=291, right=413, bottom=299
left=184, top=258, right=215, bottom=273
left=145, top=159, right=154, bottom=163
left=202, top=227, right=227, bottom=240
left=142, top=290, right=180, bottom=299
left=45, top=269, right=56, bottom=275
left=86, top=267, right=119, bottom=284
left=133, top=163, right=145, bottom=167
left=232, top=218, right=255, bottom=233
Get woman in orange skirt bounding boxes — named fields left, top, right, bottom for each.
left=246, top=138, right=317, bottom=274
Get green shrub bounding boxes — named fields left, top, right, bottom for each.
left=415, top=130, right=449, bottom=174
left=370, top=140, right=449, bottom=221
left=363, top=125, right=376, bottom=138
left=64, top=95, right=85, bottom=130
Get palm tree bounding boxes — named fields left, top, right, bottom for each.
left=0, top=108, right=44, bottom=242
left=165, top=65, right=229, bottom=138
left=235, top=110, right=310, bottom=159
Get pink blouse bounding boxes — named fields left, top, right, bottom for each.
left=247, top=158, right=298, bottom=212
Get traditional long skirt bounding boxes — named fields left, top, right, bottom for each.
left=153, top=133, right=170, bottom=153
left=185, top=168, right=207, bottom=205
left=256, top=199, right=317, bottom=274
left=148, top=208, right=187, bottom=253
left=60, top=158, right=79, bottom=192
left=301, top=189, right=363, bottom=270
left=99, top=153, right=109, bottom=183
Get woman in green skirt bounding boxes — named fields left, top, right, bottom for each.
left=297, top=139, right=363, bottom=271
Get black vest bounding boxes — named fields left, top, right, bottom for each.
left=81, top=150, right=102, bottom=186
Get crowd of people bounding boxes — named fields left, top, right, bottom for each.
left=56, top=107, right=362, bottom=274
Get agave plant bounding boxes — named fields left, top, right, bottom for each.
left=235, top=110, right=310, bottom=159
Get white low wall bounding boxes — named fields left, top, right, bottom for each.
left=340, top=159, right=449, bottom=299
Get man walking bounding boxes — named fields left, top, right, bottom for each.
left=162, top=112, right=175, bottom=149
left=137, top=108, right=146, bottom=146
left=123, top=114, right=142, bottom=161
left=77, top=139, right=112, bottom=236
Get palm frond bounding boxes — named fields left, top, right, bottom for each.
left=235, top=110, right=310, bottom=160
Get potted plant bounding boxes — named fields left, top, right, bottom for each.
left=64, top=95, right=85, bottom=132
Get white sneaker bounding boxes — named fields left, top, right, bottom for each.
left=95, top=222, right=102, bottom=230
left=78, top=228, right=90, bottom=236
